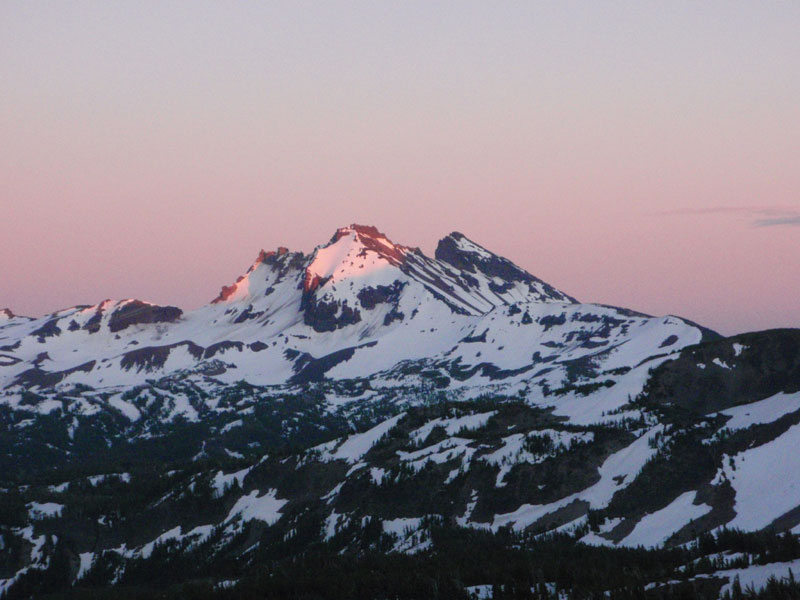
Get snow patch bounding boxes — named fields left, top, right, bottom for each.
left=225, top=489, right=286, bottom=525
left=715, top=392, right=800, bottom=433
left=325, top=412, right=405, bottom=464
left=616, top=491, right=711, bottom=548
left=27, top=502, right=64, bottom=519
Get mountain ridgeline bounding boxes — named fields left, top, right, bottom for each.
left=2, top=224, right=800, bottom=599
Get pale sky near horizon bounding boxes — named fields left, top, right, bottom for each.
left=1, top=2, right=799, bottom=335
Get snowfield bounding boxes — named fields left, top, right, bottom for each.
left=713, top=422, right=800, bottom=531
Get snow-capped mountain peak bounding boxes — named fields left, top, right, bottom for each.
left=303, top=224, right=408, bottom=294
left=1, top=224, right=652, bottom=392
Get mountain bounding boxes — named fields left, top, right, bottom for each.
left=0, top=224, right=695, bottom=394
left=2, top=225, right=800, bottom=599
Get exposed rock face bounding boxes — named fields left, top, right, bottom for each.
left=31, top=319, right=61, bottom=341
left=11, top=360, right=96, bottom=388
left=119, top=341, right=204, bottom=373
left=435, top=232, right=577, bottom=304
left=232, top=305, right=264, bottom=324
left=642, top=329, right=800, bottom=415
left=356, top=282, right=406, bottom=310
left=107, top=301, right=183, bottom=332
left=303, top=272, right=328, bottom=295
left=203, top=340, right=244, bottom=359
left=212, top=277, right=245, bottom=304
left=301, top=296, right=362, bottom=333
left=288, top=341, right=377, bottom=384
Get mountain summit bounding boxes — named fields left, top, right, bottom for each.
left=204, top=224, right=576, bottom=337
left=1, top=224, right=694, bottom=391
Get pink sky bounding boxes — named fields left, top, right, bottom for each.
left=1, top=2, right=799, bottom=335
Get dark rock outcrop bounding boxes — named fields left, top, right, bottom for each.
left=9, top=361, right=96, bottom=389
left=301, top=297, right=362, bottom=333
left=642, top=329, right=800, bottom=415
left=435, top=232, right=577, bottom=303
left=357, top=281, right=406, bottom=310
left=31, top=319, right=62, bottom=341
left=108, top=301, right=183, bottom=333
left=289, top=341, right=378, bottom=384
left=120, top=341, right=204, bottom=373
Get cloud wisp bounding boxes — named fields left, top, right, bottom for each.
left=655, top=205, right=800, bottom=227
left=752, top=215, right=800, bottom=227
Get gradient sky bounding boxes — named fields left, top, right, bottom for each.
left=2, top=2, right=799, bottom=335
